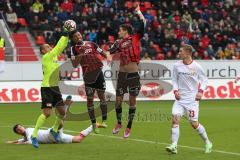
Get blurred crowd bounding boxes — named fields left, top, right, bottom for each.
left=1, top=0, right=240, bottom=60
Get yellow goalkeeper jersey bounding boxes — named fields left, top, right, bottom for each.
left=41, top=36, right=69, bottom=87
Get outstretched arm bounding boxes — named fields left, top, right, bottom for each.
left=6, top=139, right=29, bottom=144
left=46, top=36, right=69, bottom=59
left=134, top=4, right=147, bottom=37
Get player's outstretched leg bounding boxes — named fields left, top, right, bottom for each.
left=87, top=99, right=99, bottom=134
left=124, top=106, right=136, bottom=138
left=31, top=108, right=51, bottom=148
left=97, top=90, right=108, bottom=128
left=166, top=115, right=180, bottom=154
left=113, top=96, right=123, bottom=134
left=51, top=106, right=66, bottom=142
left=123, top=95, right=137, bottom=138
left=192, top=122, right=212, bottom=153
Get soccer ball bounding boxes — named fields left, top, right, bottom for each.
left=64, top=20, right=76, bottom=32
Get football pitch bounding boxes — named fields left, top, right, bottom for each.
left=0, top=100, right=239, bottom=160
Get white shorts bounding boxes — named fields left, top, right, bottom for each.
left=59, top=129, right=73, bottom=143
left=172, top=100, right=199, bottom=122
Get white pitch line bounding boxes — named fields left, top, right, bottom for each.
left=1, top=125, right=240, bottom=157
left=64, top=129, right=240, bottom=157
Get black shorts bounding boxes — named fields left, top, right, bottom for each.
left=41, top=86, right=64, bottom=109
left=116, top=72, right=141, bottom=96
left=84, top=69, right=106, bottom=96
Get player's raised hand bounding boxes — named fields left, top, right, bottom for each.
left=174, top=90, right=180, bottom=100
left=195, top=92, right=203, bottom=101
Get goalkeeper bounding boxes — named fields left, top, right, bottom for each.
left=30, top=21, right=72, bottom=149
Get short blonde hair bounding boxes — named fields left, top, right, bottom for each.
left=182, top=44, right=193, bottom=54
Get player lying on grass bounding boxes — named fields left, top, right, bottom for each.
left=6, top=124, right=93, bottom=144
left=166, top=45, right=212, bottom=154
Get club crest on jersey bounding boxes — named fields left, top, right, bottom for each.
left=121, top=40, right=131, bottom=48
left=189, top=67, right=197, bottom=76
left=84, top=48, right=93, bottom=54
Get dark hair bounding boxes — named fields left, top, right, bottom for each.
left=119, top=24, right=133, bottom=35
left=69, top=30, right=79, bottom=39
left=13, top=124, right=20, bottom=134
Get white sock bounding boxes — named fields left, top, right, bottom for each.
left=196, top=124, right=210, bottom=144
left=172, top=125, right=179, bottom=145
left=80, top=125, right=93, bottom=137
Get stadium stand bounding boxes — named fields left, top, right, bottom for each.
left=0, top=0, right=239, bottom=61
left=12, top=33, right=38, bottom=61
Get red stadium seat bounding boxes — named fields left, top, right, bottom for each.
left=125, top=1, right=133, bottom=9
left=18, top=18, right=28, bottom=27
left=150, top=9, right=157, bottom=16
left=144, top=1, right=152, bottom=9
left=35, top=36, right=46, bottom=45
left=108, top=35, right=115, bottom=43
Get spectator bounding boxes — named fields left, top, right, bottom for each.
left=0, top=35, right=5, bottom=49
left=224, top=44, right=234, bottom=59
left=5, top=8, right=20, bottom=32
left=57, top=8, right=68, bottom=22
left=32, top=0, right=44, bottom=14
left=193, top=51, right=201, bottom=60
left=141, top=52, right=152, bottom=60
left=97, top=27, right=108, bottom=45
left=165, top=51, right=174, bottom=60
left=2, top=0, right=239, bottom=60
left=232, top=51, right=240, bottom=60
left=60, top=0, right=73, bottom=13
left=207, top=45, right=216, bottom=59
left=216, top=47, right=225, bottom=60
left=203, top=51, right=211, bottom=60
left=44, top=0, right=54, bottom=13
left=89, top=29, right=97, bottom=42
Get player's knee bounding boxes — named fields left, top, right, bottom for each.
left=87, top=98, right=94, bottom=108
left=115, top=98, right=122, bottom=108
left=191, top=121, right=199, bottom=129
left=129, top=97, right=136, bottom=106
left=172, top=115, right=180, bottom=125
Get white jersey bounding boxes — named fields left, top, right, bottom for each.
left=17, top=128, right=73, bottom=144
left=172, top=60, right=208, bottom=103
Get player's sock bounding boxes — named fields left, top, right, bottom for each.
left=52, top=116, right=62, bottom=132
left=80, top=125, right=93, bottom=137
left=195, top=123, right=210, bottom=144
left=172, top=125, right=179, bottom=145
left=100, top=101, right=107, bottom=121
left=115, top=105, right=122, bottom=125
left=32, top=114, right=47, bottom=137
left=88, top=106, right=96, bottom=124
left=127, top=106, right=136, bottom=129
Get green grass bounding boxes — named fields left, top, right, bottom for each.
left=0, top=100, right=240, bottom=160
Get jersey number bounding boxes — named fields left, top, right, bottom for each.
left=188, top=110, right=195, bottom=118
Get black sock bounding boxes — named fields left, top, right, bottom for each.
left=127, top=106, right=136, bottom=129
left=115, top=106, right=122, bottom=125
left=100, top=102, right=107, bottom=121
left=87, top=106, right=96, bottom=124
